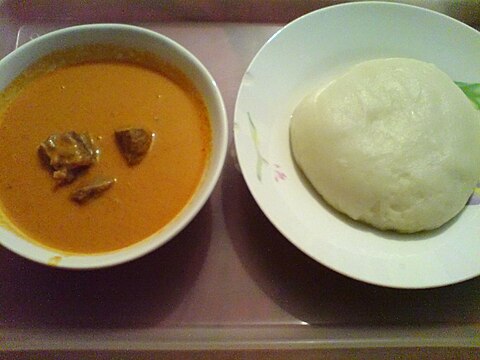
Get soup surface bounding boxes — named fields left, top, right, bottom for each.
left=0, top=46, right=211, bottom=254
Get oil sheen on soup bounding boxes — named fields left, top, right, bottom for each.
left=0, top=46, right=211, bottom=254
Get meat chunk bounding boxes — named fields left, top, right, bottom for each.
left=115, top=128, right=153, bottom=165
left=70, top=177, right=116, bottom=204
left=38, top=131, right=98, bottom=184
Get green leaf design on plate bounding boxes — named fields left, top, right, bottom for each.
left=247, top=112, right=268, bottom=181
left=455, top=82, right=480, bottom=110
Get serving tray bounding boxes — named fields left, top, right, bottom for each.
left=1, top=1, right=479, bottom=356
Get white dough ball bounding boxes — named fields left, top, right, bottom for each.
left=290, top=58, right=480, bottom=233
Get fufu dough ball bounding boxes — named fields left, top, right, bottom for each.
left=290, top=58, right=480, bottom=233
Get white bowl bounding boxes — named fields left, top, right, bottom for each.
left=234, top=2, right=480, bottom=288
left=0, top=24, right=228, bottom=269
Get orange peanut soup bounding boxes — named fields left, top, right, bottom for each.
left=0, top=46, right=211, bottom=254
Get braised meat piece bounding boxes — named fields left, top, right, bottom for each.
left=115, top=128, right=153, bottom=165
left=70, top=177, right=116, bottom=204
left=38, top=131, right=98, bottom=184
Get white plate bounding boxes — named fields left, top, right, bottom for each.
left=234, top=2, right=480, bottom=289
